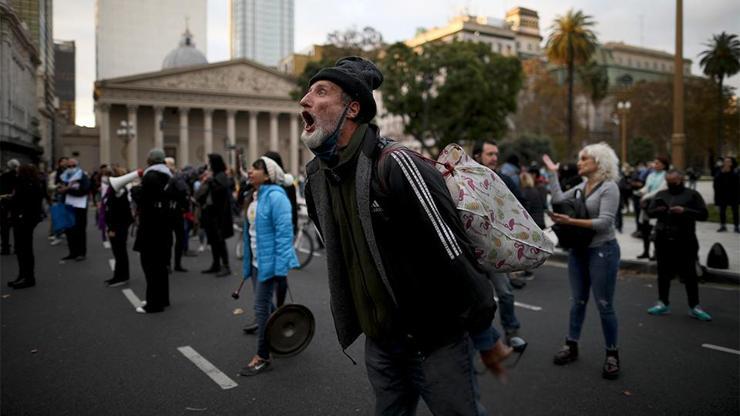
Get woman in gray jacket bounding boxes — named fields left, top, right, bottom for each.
left=542, top=142, right=622, bottom=380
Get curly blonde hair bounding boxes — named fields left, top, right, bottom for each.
left=579, top=142, right=620, bottom=182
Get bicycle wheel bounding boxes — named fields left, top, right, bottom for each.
left=293, top=227, right=314, bottom=269
left=235, top=240, right=243, bottom=260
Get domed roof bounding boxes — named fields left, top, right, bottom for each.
left=162, top=28, right=207, bottom=70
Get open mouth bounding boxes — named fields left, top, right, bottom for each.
left=301, top=111, right=315, bottom=132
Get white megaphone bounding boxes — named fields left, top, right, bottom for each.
left=110, top=169, right=143, bottom=194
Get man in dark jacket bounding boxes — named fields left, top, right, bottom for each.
left=198, top=153, right=234, bottom=277
left=302, top=57, right=501, bottom=414
left=7, top=164, right=43, bottom=289
left=713, top=156, right=739, bottom=233
left=646, top=170, right=712, bottom=321
left=0, top=159, right=19, bottom=255
left=132, top=149, right=173, bottom=314
left=58, top=159, right=90, bottom=261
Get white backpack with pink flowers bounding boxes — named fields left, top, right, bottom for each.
left=435, top=144, right=554, bottom=272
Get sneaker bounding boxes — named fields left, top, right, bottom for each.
left=50, top=237, right=63, bottom=246
left=689, top=306, right=712, bottom=321
left=647, top=301, right=671, bottom=315
left=198, top=244, right=206, bottom=253
left=717, top=226, right=727, bottom=232
left=239, top=358, right=272, bottom=376
left=243, top=321, right=259, bottom=334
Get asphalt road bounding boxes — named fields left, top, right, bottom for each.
left=2, top=218, right=738, bottom=416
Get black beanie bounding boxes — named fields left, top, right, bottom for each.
left=309, top=56, right=384, bottom=123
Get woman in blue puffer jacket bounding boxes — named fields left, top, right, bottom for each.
left=239, top=156, right=299, bottom=376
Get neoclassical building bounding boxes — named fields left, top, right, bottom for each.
left=93, top=29, right=306, bottom=175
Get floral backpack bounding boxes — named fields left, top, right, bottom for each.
left=435, top=144, right=554, bottom=272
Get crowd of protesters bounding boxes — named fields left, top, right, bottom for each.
left=3, top=56, right=739, bottom=415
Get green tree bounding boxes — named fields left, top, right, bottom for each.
left=699, top=32, right=740, bottom=157
left=379, top=41, right=522, bottom=152
left=499, top=135, right=553, bottom=166
left=577, top=60, right=609, bottom=133
left=627, top=136, right=655, bottom=165
left=545, top=9, right=598, bottom=156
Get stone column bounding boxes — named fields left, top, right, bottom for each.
left=290, top=113, right=299, bottom=176
left=269, top=112, right=279, bottom=151
left=227, top=110, right=237, bottom=167
left=249, top=111, right=258, bottom=163
left=153, top=106, right=164, bottom=150
left=204, top=108, right=214, bottom=163
left=96, top=103, right=110, bottom=165
left=179, top=107, right=189, bottom=167
left=127, top=105, right=138, bottom=170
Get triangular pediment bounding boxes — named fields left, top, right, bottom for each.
left=101, top=59, right=297, bottom=98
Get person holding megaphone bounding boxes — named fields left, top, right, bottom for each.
left=131, top=149, right=174, bottom=314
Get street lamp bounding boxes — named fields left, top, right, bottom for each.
left=617, top=101, right=631, bottom=165
left=116, top=120, right=136, bottom=167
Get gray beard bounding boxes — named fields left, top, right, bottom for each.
left=300, top=125, right=329, bottom=149
left=300, top=110, right=347, bottom=150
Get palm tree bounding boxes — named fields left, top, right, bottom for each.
left=699, top=32, right=740, bottom=157
left=578, top=60, right=609, bottom=135
left=546, top=9, right=598, bottom=155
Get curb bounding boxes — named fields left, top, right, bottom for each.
left=548, top=251, right=739, bottom=286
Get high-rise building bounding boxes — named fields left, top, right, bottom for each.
left=54, top=40, right=75, bottom=124
left=229, top=0, right=294, bottom=67
left=0, top=0, right=42, bottom=165
left=11, top=0, right=55, bottom=165
left=95, top=0, right=206, bottom=80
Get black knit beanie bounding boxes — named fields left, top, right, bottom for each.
left=309, top=56, right=384, bottom=123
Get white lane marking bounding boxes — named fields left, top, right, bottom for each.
left=701, top=344, right=740, bottom=356
left=494, top=296, right=543, bottom=311
left=103, top=241, right=111, bottom=249
left=108, top=259, right=116, bottom=271
left=177, top=346, right=238, bottom=390
left=122, top=288, right=144, bottom=308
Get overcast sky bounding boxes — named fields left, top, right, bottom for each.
left=55, top=0, right=740, bottom=127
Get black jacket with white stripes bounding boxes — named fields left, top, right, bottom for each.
left=305, top=124, right=496, bottom=353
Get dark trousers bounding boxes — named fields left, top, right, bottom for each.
left=0, top=204, right=12, bottom=253
left=365, top=335, right=486, bottom=416
left=655, top=237, right=700, bottom=308
left=110, top=225, right=129, bottom=281
left=718, top=204, right=739, bottom=228
left=210, top=238, right=229, bottom=270
left=13, top=222, right=37, bottom=281
left=173, top=217, right=185, bottom=267
left=639, top=220, right=652, bottom=255
left=65, top=207, right=88, bottom=257
left=140, top=249, right=170, bottom=310
left=632, top=196, right=642, bottom=230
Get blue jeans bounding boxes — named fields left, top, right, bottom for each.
left=490, top=272, right=520, bottom=333
left=254, top=275, right=287, bottom=359
left=566, top=239, right=620, bottom=350
left=365, top=335, right=486, bottom=416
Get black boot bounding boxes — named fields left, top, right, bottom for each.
left=553, top=339, right=578, bottom=365
left=7, top=276, right=23, bottom=288
left=215, top=268, right=231, bottom=278
left=11, top=278, right=36, bottom=289
left=602, top=350, right=620, bottom=380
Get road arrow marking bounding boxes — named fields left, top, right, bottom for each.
left=701, top=344, right=740, bottom=356
left=177, top=346, right=238, bottom=390
left=121, top=288, right=143, bottom=308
